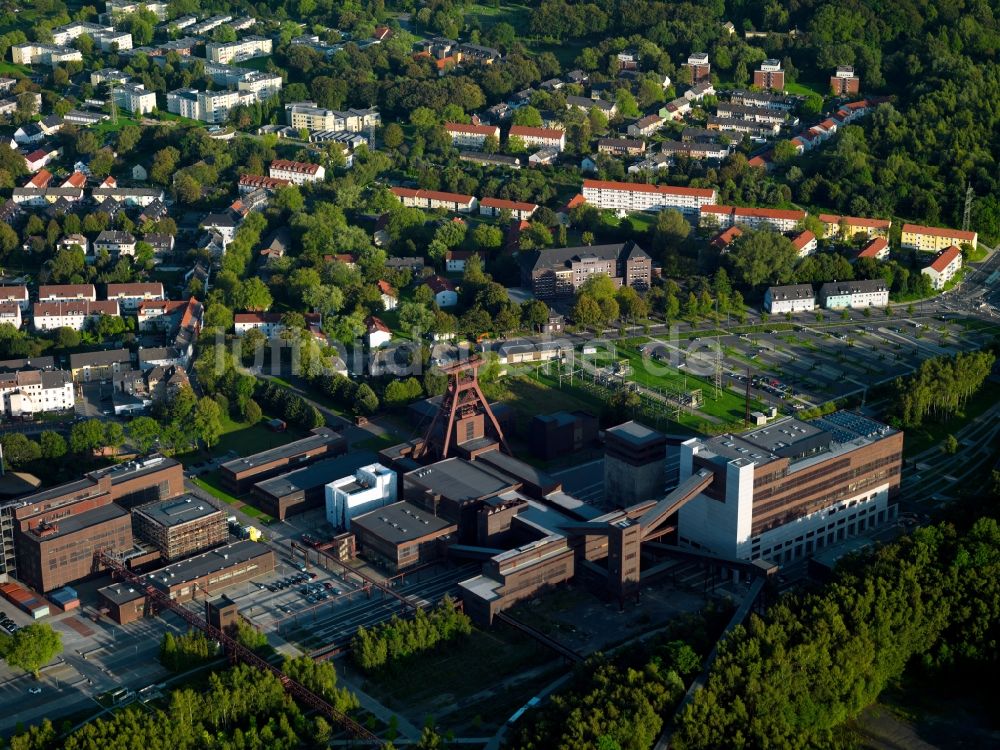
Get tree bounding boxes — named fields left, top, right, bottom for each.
left=39, top=430, right=67, bottom=460
left=193, top=397, right=223, bottom=449
left=70, top=418, right=106, bottom=454
left=943, top=434, right=959, bottom=454
left=578, top=273, right=617, bottom=302
left=472, top=223, right=503, bottom=251
left=0, top=433, right=40, bottom=466
left=521, top=299, right=550, bottom=331
left=727, top=231, right=798, bottom=290
left=383, top=122, right=404, bottom=149
left=127, top=416, right=160, bottom=454
left=572, top=294, right=603, bottom=327
left=511, top=105, right=543, bottom=127
left=235, top=278, right=273, bottom=311
left=242, top=399, right=262, bottom=424
left=355, top=383, right=379, bottom=415
left=0, top=623, right=62, bottom=678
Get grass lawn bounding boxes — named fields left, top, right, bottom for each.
left=193, top=471, right=275, bottom=524
left=92, top=116, right=141, bottom=136
left=353, top=433, right=403, bottom=453
left=491, top=373, right=608, bottom=431
left=901, top=380, right=1000, bottom=457
left=785, top=80, right=828, bottom=99
left=234, top=55, right=274, bottom=72
left=0, top=61, right=31, bottom=76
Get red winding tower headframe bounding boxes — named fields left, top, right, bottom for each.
left=414, top=357, right=511, bottom=460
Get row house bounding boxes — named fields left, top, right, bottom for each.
left=390, top=187, right=478, bottom=213
left=582, top=179, right=717, bottom=217
left=819, top=279, right=889, bottom=309
left=92, top=186, right=164, bottom=207
left=479, top=197, right=538, bottom=221
left=658, top=141, right=730, bottom=160
left=269, top=159, right=325, bottom=185
left=106, top=282, right=165, bottom=312
left=0, top=368, right=74, bottom=417
left=597, top=138, right=646, bottom=156
left=819, top=214, right=892, bottom=241
left=901, top=223, right=977, bottom=252
left=706, top=115, right=780, bottom=138
left=11, top=187, right=83, bottom=206
left=0, top=286, right=29, bottom=312
left=699, top=205, right=807, bottom=233
left=0, top=301, right=21, bottom=328
left=921, top=246, right=963, bottom=290
left=33, top=300, right=120, bottom=331
left=238, top=174, right=290, bottom=193
left=509, top=125, right=565, bottom=152
left=39, top=284, right=96, bottom=302
left=627, top=114, right=664, bottom=138
left=715, top=103, right=786, bottom=126
left=444, top=122, right=499, bottom=149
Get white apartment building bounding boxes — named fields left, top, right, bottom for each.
left=582, top=179, right=717, bottom=216
left=33, top=300, right=120, bottom=331
left=764, top=284, right=816, bottom=314
left=700, top=205, right=807, bottom=233
left=268, top=159, right=325, bottom=185
left=509, top=125, right=566, bottom=152
left=106, top=0, right=168, bottom=20
left=444, top=122, right=500, bottom=149
left=237, top=72, right=283, bottom=99
left=57, top=234, right=90, bottom=258
left=92, top=187, right=165, bottom=207
left=0, top=302, right=22, bottom=329
left=11, top=44, right=82, bottom=67
left=0, top=286, right=29, bottom=313
left=38, top=284, right=96, bottom=303
left=390, top=188, right=477, bottom=213
left=106, top=282, right=166, bottom=312
left=166, top=88, right=255, bottom=124
left=791, top=230, right=817, bottom=257
left=921, top=246, right=963, bottom=290
left=206, top=35, right=272, bottom=64
left=285, top=102, right=381, bottom=132
left=0, top=369, right=74, bottom=417
left=479, top=197, right=538, bottom=220
left=112, top=82, right=157, bottom=115
left=325, top=463, right=397, bottom=530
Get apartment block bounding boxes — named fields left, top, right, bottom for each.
left=509, top=125, right=565, bottom=152
left=206, top=35, right=272, bottom=64
left=921, top=245, right=963, bottom=290
left=830, top=66, right=860, bottom=95
left=582, top=179, right=716, bottom=216
left=699, top=205, right=806, bottom=233
left=268, top=159, right=325, bottom=185
left=444, top=122, right=500, bottom=149
left=901, top=223, right=977, bottom=252
left=390, top=187, right=477, bottom=212
left=753, top=59, right=785, bottom=91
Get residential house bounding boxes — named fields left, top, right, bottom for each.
left=0, top=302, right=22, bottom=329
left=819, top=279, right=889, bottom=309
left=479, top=197, right=538, bottom=221
left=921, top=246, right=963, bottom=290
left=509, top=125, right=565, bottom=152
left=764, top=284, right=816, bottom=314
left=686, top=53, right=711, bottom=82
left=0, top=368, right=74, bottom=417
left=69, top=349, right=132, bottom=382
left=112, top=82, right=157, bottom=115
left=33, top=300, right=119, bottom=331
left=819, top=214, right=892, bottom=241
left=901, top=223, right=977, bottom=252
left=92, top=187, right=164, bottom=207
left=831, top=66, right=860, bottom=96
left=790, top=230, right=817, bottom=257
left=269, top=159, right=325, bottom=185
left=699, top=205, right=806, bottom=232
left=94, top=230, right=137, bottom=257
left=444, top=122, right=499, bottom=149
left=106, top=282, right=165, bottom=312
left=753, top=59, right=785, bottom=91
left=857, top=237, right=889, bottom=261
left=445, top=250, right=474, bottom=273
left=365, top=316, right=392, bottom=348
left=424, top=276, right=458, bottom=307
left=377, top=280, right=397, bottom=311
left=566, top=95, right=617, bottom=118
left=0, top=286, right=29, bottom=313
left=710, top=226, right=743, bottom=252
left=597, top=138, right=646, bottom=156
left=38, top=284, right=96, bottom=302
left=234, top=312, right=285, bottom=337
left=627, top=114, right=664, bottom=138
left=238, top=174, right=290, bottom=193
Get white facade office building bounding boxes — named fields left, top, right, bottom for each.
left=325, top=463, right=397, bottom=530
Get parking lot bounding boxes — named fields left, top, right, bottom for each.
left=673, top=315, right=998, bottom=412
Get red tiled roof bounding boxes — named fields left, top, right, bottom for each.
left=0, top=285, right=28, bottom=300
left=446, top=250, right=474, bottom=260
left=239, top=174, right=291, bottom=189
left=107, top=282, right=164, bottom=297
left=561, top=193, right=586, bottom=212
left=366, top=315, right=391, bottom=334
left=39, top=284, right=95, bottom=299
left=24, top=149, right=48, bottom=162
left=509, top=125, right=564, bottom=139
left=927, top=245, right=962, bottom=272
left=747, top=155, right=769, bottom=168
left=819, top=214, right=892, bottom=229
left=791, top=230, right=815, bottom=250
left=710, top=226, right=743, bottom=248
left=27, top=169, right=52, bottom=188
left=902, top=223, right=976, bottom=241
left=391, top=187, right=475, bottom=205
left=480, top=197, right=538, bottom=212
left=34, top=300, right=118, bottom=317
left=858, top=237, right=888, bottom=258
left=424, top=275, right=456, bottom=294
left=235, top=312, right=283, bottom=324
left=270, top=159, right=321, bottom=175
left=62, top=171, right=87, bottom=188
left=583, top=179, right=716, bottom=199
left=376, top=280, right=396, bottom=296
left=445, top=122, right=499, bottom=136
left=701, top=205, right=806, bottom=221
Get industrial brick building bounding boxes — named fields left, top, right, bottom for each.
left=219, top=427, right=346, bottom=495
left=604, top=421, right=668, bottom=507
left=350, top=501, right=457, bottom=571
left=529, top=411, right=599, bottom=460
left=132, top=495, right=227, bottom=561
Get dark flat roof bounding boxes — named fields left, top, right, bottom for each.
left=475, top=451, right=559, bottom=493
left=221, top=428, right=341, bottom=474
left=145, top=540, right=271, bottom=588
left=26, top=502, right=128, bottom=540
left=406, top=457, right=514, bottom=503
left=352, top=501, right=455, bottom=544
left=253, top=451, right=376, bottom=499
left=134, top=494, right=221, bottom=528
left=98, top=582, right=145, bottom=605
left=89, top=454, right=181, bottom=486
